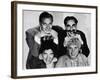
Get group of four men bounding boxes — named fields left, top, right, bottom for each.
left=25, top=11, right=90, bottom=69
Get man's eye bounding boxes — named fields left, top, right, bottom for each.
left=68, top=47, right=72, bottom=49
left=49, top=54, right=53, bottom=57
left=42, top=23, right=46, bottom=25
left=75, top=47, right=78, bottom=49
left=43, top=53, right=47, bottom=54
left=72, top=24, right=76, bottom=27
left=66, top=25, right=70, bottom=27
left=49, top=23, right=52, bottom=25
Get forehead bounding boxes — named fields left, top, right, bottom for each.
left=69, top=44, right=78, bottom=48
left=67, top=20, right=75, bottom=24
left=44, top=49, right=53, bottom=54
left=42, top=18, right=52, bottom=23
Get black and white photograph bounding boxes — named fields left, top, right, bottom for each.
left=24, top=11, right=90, bottom=69
left=11, top=1, right=97, bottom=78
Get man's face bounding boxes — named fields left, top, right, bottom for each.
left=41, top=18, right=52, bottom=33
left=67, top=44, right=79, bottom=59
left=65, top=20, right=77, bottom=33
left=42, top=49, right=54, bottom=64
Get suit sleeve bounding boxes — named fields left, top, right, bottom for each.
left=25, top=30, right=40, bottom=57
left=52, top=26, right=66, bottom=57
left=26, top=31, right=34, bottom=49
left=78, top=31, right=90, bottom=57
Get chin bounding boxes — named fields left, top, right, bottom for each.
left=70, top=55, right=77, bottom=59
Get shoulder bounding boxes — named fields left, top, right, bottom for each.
left=52, top=25, right=64, bottom=31
left=79, top=54, right=88, bottom=61
left=77, top=30, right=85, bottom=36
left=25, top=26, right=40, bottom=36
left=80, top=54, right=87, bottom=59
left=58, top=55, right=69, bottom=61
left=56, top=55, right=69, bottom=67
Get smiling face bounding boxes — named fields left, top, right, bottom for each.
left=66, top=20, right=77, bottom=31
left=41, top=18, right=52, bottom=33
left=65, top=20, right=77, bottom=36
left=42, top=49, right=54, bottom=64
left=67, top=44, right=79, bottom=59
left=66, top=38, right=81, bottom=59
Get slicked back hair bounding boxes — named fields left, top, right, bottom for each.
left=64, top=16, right=78, bottom=26
left=39, top=11, right=53, bottom=25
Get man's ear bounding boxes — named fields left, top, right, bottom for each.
left=39, top=54, right=43, bottom=60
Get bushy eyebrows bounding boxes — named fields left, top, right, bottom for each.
left=42, top=22, right=52, bottom=25
left=72, top=24, right=76, bottom=26
left=66, top=24, right=76, bottom=26
left=66, top=24, right=70, bottom=26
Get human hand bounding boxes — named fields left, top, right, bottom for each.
left=63, top=36, right=72, bottom=47
left=67, top=31, right=76, bottom=37
left=49, top=30, right=58, bottom=44
left=74, top=34, right=83, bottom=45
left=34, top=31, right=49, bottom=44
left=40, top=31, right=51, bottom=37
left=50, top=29, right=58, bottom=39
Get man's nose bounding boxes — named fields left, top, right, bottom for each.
left=47, top=55, right=50, bottom=59
left=47, top=25, right=50, bottom=28
left=46, top=26, right=51, bottom=31
left=70, top=28, right=73, bottom=33
left=71, top=48, right=74, bottom=54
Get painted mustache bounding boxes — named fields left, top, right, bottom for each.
left=65, top=30, right=77, bottom=33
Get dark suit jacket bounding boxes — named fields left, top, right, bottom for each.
left=25, top=25, right=64, bottom=69
left=76, top=30, right=90, bottom=57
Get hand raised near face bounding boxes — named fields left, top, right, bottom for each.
left=66, top=31, right=76, bottom=37
left=35, top=31, right=51, bottom=39
left=74, top=34, right=83, bottom=45
left=63, top=36, right=72, bottom=47
left=64, top=33, right=83, bottom=47
left=49, top=29, right=59, bottom=44
left=34, top=31, right=49, bottom=44
left=39, top=31, right=51, bottom=37
left=49, top=29, right=58, bottom=39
